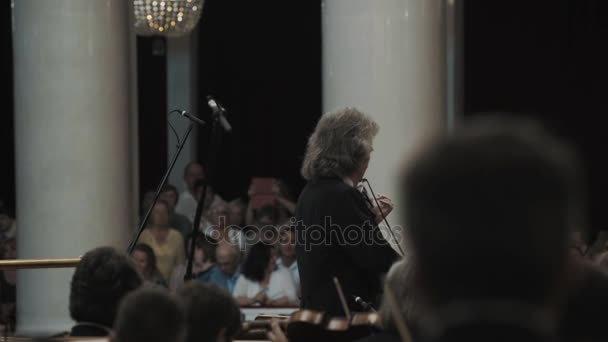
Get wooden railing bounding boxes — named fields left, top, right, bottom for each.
left=0, top=258, right=80, bottom=270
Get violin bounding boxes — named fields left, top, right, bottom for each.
left=237, top=277, right=383, bottom=341
left=237, top=309, right=382, bottom=342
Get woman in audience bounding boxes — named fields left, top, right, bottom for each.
left=169, top=235, right=218, bottom=291
left=131, top=243, right=168, bottom=288
left=139, top=200, right=186, bottom=282
left=277, top=226, right=300, bottom=295
left=233, top=242, right=297, bottom=307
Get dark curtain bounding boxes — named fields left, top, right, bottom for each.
left=464, top=0, right=608, bottom=233
left=0, top=0, right=15, bottom=216
left=195, top=0, right=322, bottom=201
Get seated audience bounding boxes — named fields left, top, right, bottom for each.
left=139, top=200, right=186, bottom=281
left=207, top=242, right=241, bottom=294
left=112, top=288, right=185, bottom=342
left=177, top=282, right=241, bottom=342
left=401, top=116, right=583, bottom=341
left=69, top=247, right=142, bottom=337
left=131, top=243, right=167, bottom=288
left=234, top=242, right=297, bottom=307
left=170, top=235, right=218, bottom=291
left=277, top=225, right=300, bottom=294
left=161, top=184, right=193, bottom=241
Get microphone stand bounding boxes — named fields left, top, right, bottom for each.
left=127, top=122, right=196, bottom=254
left=184, top=107, right=226, bottom=281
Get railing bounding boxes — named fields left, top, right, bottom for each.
left=0, top=258, right=80, bottom=270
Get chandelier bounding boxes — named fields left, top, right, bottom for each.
left=133, top=0, right=204, bottom=36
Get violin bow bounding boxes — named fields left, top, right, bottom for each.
left=384, top=285, right=413, bottom=342
left=362, top=178, right=405, bottom=256
left=333, top=276, right=352, bottom=321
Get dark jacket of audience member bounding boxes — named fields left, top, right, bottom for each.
left=177, top=282, right=241, bottom=342
left=402, top=116, right=584, bottom=342
left=69, top=247, right=143, bottom=336
left=113, top=288, right=185, bottom=342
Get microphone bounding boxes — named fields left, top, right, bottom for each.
left=354, top=295, right=377, bottom=312
left=179, top=110, right=206, bottom=126
left=206, top=96, right=232, bottom=132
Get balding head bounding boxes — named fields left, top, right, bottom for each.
left=215, top=242, right=239, bottom=276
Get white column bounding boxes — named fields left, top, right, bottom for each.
left=167, top=30, right=199, bottom=194
left=323, top=0, right=447, bottom=233
left=12, top=0, right=132, bottom=334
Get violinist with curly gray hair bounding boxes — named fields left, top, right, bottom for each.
left=295, top=107, right=399, bottom=317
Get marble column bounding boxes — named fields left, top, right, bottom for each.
left=12, top=0, right=132, bottom=334
left=322, top=0, right=447, bottom=246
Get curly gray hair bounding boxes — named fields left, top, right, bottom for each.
left=301, top=107, right=379, bottom=180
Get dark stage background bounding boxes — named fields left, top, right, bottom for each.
left=193, top=0, right=322, bottom=202
left=1, top=1, right=607, bottom=235
left=464, top=0, right=608, bottom=235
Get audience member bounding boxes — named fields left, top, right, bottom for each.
left=161, top=184, right=193, bottom=241
left=248, top=205, right=278, bottom=227
left=401, top=116, right=583, bottom=342
left=112, top=288, right=185, bottom=342
left=228, top=198, right=247, bottom=228
left=208, top=242, right=241, bottom=294
left=245, top=179, right=295, bottom=226
left=69, top=247, right=142, bottom=337
left=204, top=201, right=245, bottom=250
left=0, top=206, right=16, bottom=241
left=176, top=282, right=241, bottom=342
left=277, top=225, right=299, bottom=294
left=139, top=200, right=186, bottom=281
left=131, top=243, right=168, bottom=288
left=234, top=242, right=297, bottom=307
left=175, top=161, right=206, bottom=220
left=171, top=235, right=218, bottom=291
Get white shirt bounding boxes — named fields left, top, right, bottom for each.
left=276, top=258, right=299, bottom=293
left=233, top=268, right=297, bottom=304
left=175, top=191, right=198, bottom=222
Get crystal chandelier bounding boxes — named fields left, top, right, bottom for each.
left=133, top=0, right=204, bottom=36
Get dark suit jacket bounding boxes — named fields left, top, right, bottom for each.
left=295, top=176, right=398, bottom=316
